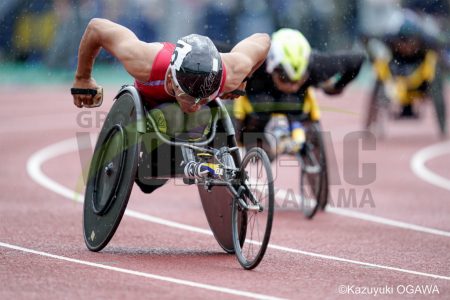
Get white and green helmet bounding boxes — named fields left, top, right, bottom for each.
left=266, top=28, right=311, bottom=81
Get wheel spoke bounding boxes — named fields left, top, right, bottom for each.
left=232, top=148, right=274, bottom=269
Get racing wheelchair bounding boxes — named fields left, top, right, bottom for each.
left=234, top=92, right=329, bottom=219
left=363, top=38, right=447, bottom=137
left=82, top=85, right=274, bottom=270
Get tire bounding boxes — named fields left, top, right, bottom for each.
left=365, top=80, right=388, bottom=138
left=83, top=91, right=140, bottom=252
left=232, top=147, right=274, bottom=270
left=300, top=122, right=328, bottom=218
left=430, top=66, right=447, bottom=136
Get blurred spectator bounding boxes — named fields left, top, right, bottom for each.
left=92, top=0, right=161, bottom=64
left=163, top=0, right=207, bottom=42
left=132, top=0, right=165, bottom=42
left=340, top=0, right=359, bottom=46
left=234, top=0, right=274, bottom=42
left=305, top=0, right=336, bottom=50
left=403, top=0, right=450, bottom=19
left=270, top=0, right=306, bottom=30
left=3, top=0, right=431, bottom=69
left=46, top=0, right=100, bottom=69
left=270, top=0, right=350, bottom=50
left=3, top=0, right=55, bottom=62
left=357, top=0, right=402, bottom=37
left=202, top=0, right=238, bottom=44
left=0, top=0, right=24, bottom=60
left=402, top=0, right=450, bottom=45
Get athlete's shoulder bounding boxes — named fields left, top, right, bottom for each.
left=130, top=42, right=167, bottom=81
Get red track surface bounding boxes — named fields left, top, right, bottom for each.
left=1, top=85, right=450, bottom=299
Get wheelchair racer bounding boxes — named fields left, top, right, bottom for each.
left=71, top=18, right=270, bottom=194
left=71, top=18, right=270, bottom=113
left=234, top=28, right=365, bottom=158
left=363, top=8, right=448, bottom=124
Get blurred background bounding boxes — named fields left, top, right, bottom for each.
left=0, top=0, right=449, bottom=84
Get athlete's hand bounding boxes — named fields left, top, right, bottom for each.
left=71, top=77, right=103, bottom=108
left=221, top=81, right=247, bottom=99
left=320, top=74, right=344, bottom=96
left=322, top=85, right=343, bottom=95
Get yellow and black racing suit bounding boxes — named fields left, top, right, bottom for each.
left=234, top=51, right=365, bottom=152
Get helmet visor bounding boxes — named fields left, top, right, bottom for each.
left=170, top=66, right=220, bottom=104
left=273, top=66, right=297, bottom=83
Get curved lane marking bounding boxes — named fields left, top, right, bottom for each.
left=0, top=242, right=284, bottom=300
left=274, top=189, right=450, bottom=238
left=26, top=137, right=450, bottom=281
left=411, top=141, right=450, bottom=192
left=26, top=139, right=213, bottom=236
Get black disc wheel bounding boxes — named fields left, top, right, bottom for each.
left=197, top=130, right=247, bottom=254
left=83, top=92, right=140, bottom=251
left=232, top=147, right=274, bottom=270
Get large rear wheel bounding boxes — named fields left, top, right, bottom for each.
left=83, top=92, right=140, bottom=251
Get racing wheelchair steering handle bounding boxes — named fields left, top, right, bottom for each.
left=147, top=110, right=219, bottom=152
left=145, top=97, right=239, bottom=152
left=114, top=85, right=237, bottom=151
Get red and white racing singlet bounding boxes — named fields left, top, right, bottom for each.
left=134, top=42, right=227, bottom=108
left=134, top=42, right=176, bottom=107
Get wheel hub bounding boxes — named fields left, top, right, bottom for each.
left=105, top=162, right=114, bottom=176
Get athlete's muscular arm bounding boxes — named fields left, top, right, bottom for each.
left=310, top=51, right=365, bottom=95
left=221, top=33, right=270, bottom=94
left=72, top=18, right=161, bottom=107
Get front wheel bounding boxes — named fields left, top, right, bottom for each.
left=430, top=66, right=447, bottom=136
left=232, top=147, right=274, bottom=270
left=365, top=80, right=389, bottom=139
left=300, top=122, right=329, bottom=218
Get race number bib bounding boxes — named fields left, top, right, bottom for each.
left=171, top=40, right=192, bottom=71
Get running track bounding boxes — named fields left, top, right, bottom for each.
left=1, top=84, right=449, bottom=299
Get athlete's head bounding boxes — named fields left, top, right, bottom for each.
left=169, top=34, right=223, bottom=112
left=266, top=28, right=311, bottom=93
left=385, top=9, right=427, bottom=56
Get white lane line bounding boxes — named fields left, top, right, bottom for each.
left=31, top=137, right=450, bottom=239
left=411, top=141, right=450, bottom=192
left=274, top=189, right=450, bottom=238
left=26, top=139, right=213, bottom=236
left=26, top=137, right=450, bottom=281
left=268, top=244, right=450, bottom=281
left=326, top=207, right=450, bottom=237
left=27, top=139, right=79, bottom=201
left=0, top=242, right=284, bottom=300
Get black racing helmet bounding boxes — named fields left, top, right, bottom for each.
left=170, top=34, right=223, bottom=99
